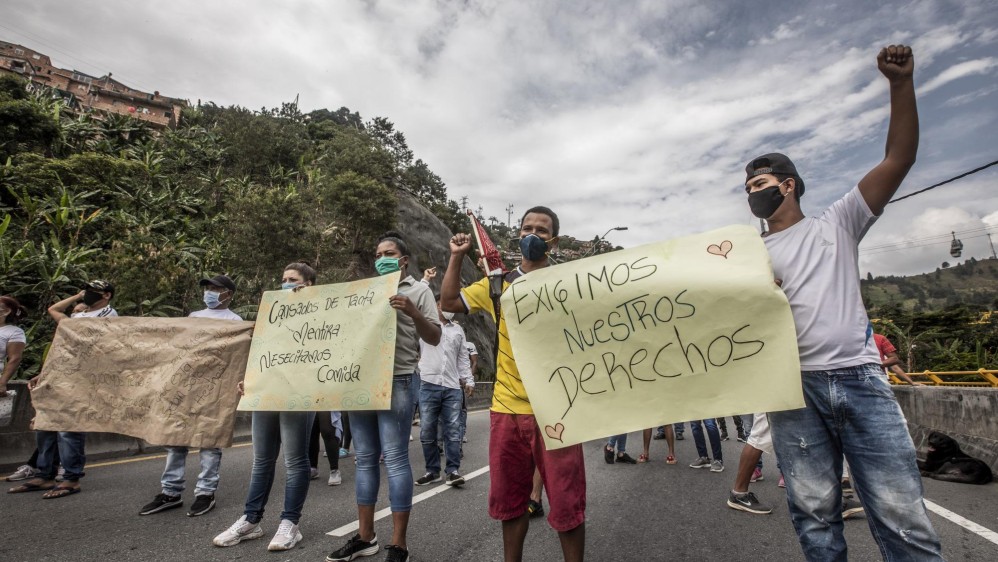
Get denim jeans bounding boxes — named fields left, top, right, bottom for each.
left=419, top=381, right=463, bottom=475
left=36, top=431, right=86, bottom=481
left=606, top=433, right=628, bottom=452
left=353, top=374, right=417, bottom=511
left=243, top=411, right=314, bottom=525
left=769, top=364, right=942, bottom=561
left=161, top=447, right=222, bottom=496
left=459, top=392, right=468, bottom=442
left=673, top=422, right=685, bottom=435
left=689, top=419, right=722, bottom=461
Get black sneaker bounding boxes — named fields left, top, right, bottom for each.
left=604, top=446, right=615, bottom=464
left=139, top=493, right=182, bottom=515
left=384, top=545, right=409, bottom=562
left=527, top=499, right=544, bottom=518
left=415, top=472, right=441, bottom=486
left=187, top=494, right=216, bottom=516
left=652, top=432, right=666, bottom=440
left=327, top=533, right=380, bottom=561
left=737, top=432, right=748, bottom=443
left=720, top=430, right=729, bottom=441
left=616, top=453, right=638, bottom=464
left=727, top=491, right=773, bottom=514
left=675, top=433, right=685, bottom=441
left=445, top=472, right=465, bottom=487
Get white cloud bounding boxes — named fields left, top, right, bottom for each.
left=3, top=0, right=998, bottom=276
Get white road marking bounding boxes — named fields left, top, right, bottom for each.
left=326, top=464, right=491, bottom=537
left=925, top=499, right=998, bottom=546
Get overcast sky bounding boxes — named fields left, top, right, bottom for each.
left=5, top=0, right=997, bottom=276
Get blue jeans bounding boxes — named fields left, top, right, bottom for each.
left=243, top=411, right=314, bottom=524
left=607, top=433, right=628, bottom=453
left=161, top=447, right=222, bottom=496
left=353, top=374, right=417, bottom=511
left=769, top=364, right=942, bottom=561
left=690, top=419, right=722, bottom=461
left=36, top=431, right=85, bottom=482
left=419, top=381, right=463, bottom=475
left=673, top=422, right=685, bottom=435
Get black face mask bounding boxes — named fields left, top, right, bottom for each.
left=82, top=290, right=104, bottom=306
left=748, top=183, right=786, bottom=219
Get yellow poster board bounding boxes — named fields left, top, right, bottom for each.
left=501, top=225, right=803, bottom=449
left=238, top=273, right=400, bottom=411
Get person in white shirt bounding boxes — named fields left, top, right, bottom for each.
left=459, top=340, right=477, bottom=446
left=414, top=296, right=474, bottom=488
left=744, top=45, right=941, bottom=560
left=140, top=275, right=241, bottom=518
left=0, top=296, right=27, bottom=398
left=12, top=280, right=119, bottom=498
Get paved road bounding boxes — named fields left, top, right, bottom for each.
left=1, top=411, right=996, bottom=561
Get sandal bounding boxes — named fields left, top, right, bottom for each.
left=8, top=479, right=56, bottom=493
left=666, top=455, right=677, bottom=465
left=42, top=483, right=80, bottom=499
left=637, top=453, right=649, bottom=463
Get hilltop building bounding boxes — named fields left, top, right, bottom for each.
left=0, top=40, right=186, bottom=128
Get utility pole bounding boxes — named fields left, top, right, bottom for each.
left=988, top=233, right=997, bottom=260
left=475, top=205, right=484, bottom=219
left=505, top=203, right=515, bottom=228
left=459, top=195, right=469, bottom=211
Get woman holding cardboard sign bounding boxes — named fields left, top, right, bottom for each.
left=327, top=232, right=441, bottom=562
left=213, top=262, right=317, bottom=552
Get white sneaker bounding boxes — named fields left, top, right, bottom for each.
left=268, top=519, right=303, bottom=551
left=5, top=464, right=38, bottom=482
left=55, top=467, right=66, bottom=482
left=213, top=515, right=265, bottom=547
left=328, top=469, right=342, bottom=486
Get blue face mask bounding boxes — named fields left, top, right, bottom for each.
left=203, top=290, right=223, bottom=309
left=375, top=257, right=402, bottom=276
left=519, top=234, right=549, bottom=261
left=281, top=282, right=299, bottom=291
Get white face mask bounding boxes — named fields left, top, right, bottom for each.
left=442, top=311, right=455, bottom=321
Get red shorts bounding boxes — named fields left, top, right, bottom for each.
left=488, top=412, right=586, bottom=532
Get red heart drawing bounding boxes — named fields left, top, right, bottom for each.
left=707, top=240, right=733, bottom=258
left=544, top=423, right=565, bottom=442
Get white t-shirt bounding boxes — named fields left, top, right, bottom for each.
left=72, top=306, right=118, bottom=318
left=189, top=307, right=242, bottom=320
left=764, top=186, right=881, bottom=371
left=0, top=324, right=26, bottom=372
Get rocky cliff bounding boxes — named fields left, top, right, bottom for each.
left=395, top=193, right=497, bottom=380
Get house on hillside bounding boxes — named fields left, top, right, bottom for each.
left=0, top=40, right=186, bottom=128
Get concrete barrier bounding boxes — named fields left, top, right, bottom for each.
left=1, top=379, right=496, bottom=470
left=894, top=386, right=998, bottom=474
left=10, top=380, right=991, bottom=473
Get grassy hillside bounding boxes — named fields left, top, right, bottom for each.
left=862, top=257, right=998, bottom=313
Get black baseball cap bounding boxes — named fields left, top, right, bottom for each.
left=199, top=275, right=236, bottom=292
left=745, top=153, right=805, bottom=196
left=84, top=279, right=115, bottom=296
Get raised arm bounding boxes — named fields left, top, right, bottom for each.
left=441, top=233, right=472, bottom=314
left=47, top=291, right=85, bottom=324
left=858, top=44, right=918, bottom=215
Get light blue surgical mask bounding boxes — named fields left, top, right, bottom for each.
left=203, top=290, right=222, bottom=309
left=281, top=282, right=299, bottom=291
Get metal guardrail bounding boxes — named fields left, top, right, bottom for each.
left=889, top=369, right=998, bottom=387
